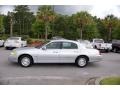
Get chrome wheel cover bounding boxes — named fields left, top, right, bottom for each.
left=78, top=58, right=86, bottom=66
left=21, top=57, right=30, bottom=67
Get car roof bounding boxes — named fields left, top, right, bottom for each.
left=51, top=39, right=79, bottom=44
left=11, top=36, right=21, bottom=38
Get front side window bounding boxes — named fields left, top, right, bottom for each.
left=46, top=42, right=61, bottom=49
left=62, top=42, right=78, bottom=49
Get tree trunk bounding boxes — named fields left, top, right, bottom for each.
left=45, top=22, right=48, bottom=41
left=38, top=33, right=39, bottom=39
left=109, top=27, right=112, bottom=41
left=10, top=17, right=13, bottom=37
left=80, top=28, right=83, bottom=39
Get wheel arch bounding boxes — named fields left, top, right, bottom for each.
left=75, top=55, right=89, bottom=63
left=18, top=54, right=34, bottom=63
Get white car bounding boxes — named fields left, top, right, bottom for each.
left=0, top=39, right=4, bottom=46
left=4, top=37, right=27, bottom=49
left=92, top=38, right=112, bottom=52
left=77, top=39, right=93, bottom=48
left=8, top=39, right=102, bottom=68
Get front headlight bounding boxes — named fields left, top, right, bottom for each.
left=10, top=50, right=17, bottom=56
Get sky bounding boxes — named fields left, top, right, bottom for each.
left=0, top=5, right=120, bottom=19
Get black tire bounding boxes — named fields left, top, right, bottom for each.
left=94, top=45, right=97, bottom=49
left=18, top=55, right=33, bottom=67
left=105, top=49, right=109, bottom=53
left=5, top=47, right=9, bottom=50
left=113, top=48, right=118, bottom=53
left=75, top=56, right=88, bottom=68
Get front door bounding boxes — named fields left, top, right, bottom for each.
left=37, top=42, right=62, bottom=63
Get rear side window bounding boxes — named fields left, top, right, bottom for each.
left=46, top=42, right=62, bottom=49
left=62, top=42, right=78, bottom=49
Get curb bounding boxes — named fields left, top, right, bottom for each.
left=95, top=77, right=105, bottom=85
left=85, top=77, right=99, bottom=85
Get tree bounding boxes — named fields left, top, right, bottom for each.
left=0, top=14, right=4, bottom=34
left=13, top=5, right=35, bottom=36
left=73, top=11, right=99, bottom=40
left=53, top=15, right=69, bottom=37
left=37, top=5, right=55, bottom=40
left=102, top=15, right=118, bottom=41
left=3, top=13, right=10, bottom=35
left=112, top=20, right=120, bottom=39
left=93, top=17, right=106, bottom=40
left=32, top=20, right=45, bottom=39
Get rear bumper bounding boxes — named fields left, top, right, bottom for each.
left=0, top=43, right=4, bottom=46
left=98, top=47, right=112, bottom=50
left=89, top=55, right=102, bottom=62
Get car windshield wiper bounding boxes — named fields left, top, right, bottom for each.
left=35, top=45, right=42, bottom=49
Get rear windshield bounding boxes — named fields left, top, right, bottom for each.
left=8, top=37, right=19, bottom=40
left=94, top=39, right=104, bottom=43
left=112, top=40, right=120, bottom=43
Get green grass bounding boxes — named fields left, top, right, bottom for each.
left=100, top=77, right=120, bottom=85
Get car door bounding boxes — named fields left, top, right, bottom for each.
left=60, top=42, right=79, bottom=63
left=37, top=42, right=62, bottom=63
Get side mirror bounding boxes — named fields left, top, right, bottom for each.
left=42, top=46, right=46, bottom=50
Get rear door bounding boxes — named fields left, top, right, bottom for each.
left=60, top=42, right=79, bottom=63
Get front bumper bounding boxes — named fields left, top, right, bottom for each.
left=8, top=55, right=18, bottom=63
left=89, top=55, right=102, bottom=62
left=4, top=43, right=21, bottom=48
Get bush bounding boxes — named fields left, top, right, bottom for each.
left=27, top=38, right=33, bottom=44
left=22, top=35, right=30, bottom=40
left=0, top=34, right=9, bottom=40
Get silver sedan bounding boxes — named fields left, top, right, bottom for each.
left=8, top=40, right=102, bottom=68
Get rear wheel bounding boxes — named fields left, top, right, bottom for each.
left=18, top=55, right=33, bottom=67
left=76, top=56, right=88, bottom=68
left=113, top=48, right=118, bottom=53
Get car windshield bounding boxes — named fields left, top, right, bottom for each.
left=8, top=37, right=19, bottom=40
left=94, top=39, right=104, bottom=43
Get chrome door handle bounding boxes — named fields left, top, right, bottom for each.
left=53, top=51, right=58, bottom=53
left=74, top=51, right=79, bottom=53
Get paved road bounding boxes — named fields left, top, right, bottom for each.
left=0, top=47, right=120, bottom=84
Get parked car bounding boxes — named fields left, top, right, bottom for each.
left=0, top=39, right=4, bottom=47
left=112, top=40, right=120, bottom=53
left=92, top=38, right=112, bottom=52
left=8, top=39, right=102, bottom=68
left=77, top=39, right=93, bottom=48
left=4, top=37, right=27, bottom=49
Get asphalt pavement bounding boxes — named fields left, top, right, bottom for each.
left=0, top=47, right=120, bottom=85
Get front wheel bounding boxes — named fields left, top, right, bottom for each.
left=18, top=55, right=33, bottom=67
left=76, top=56, right=88, bottom=68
